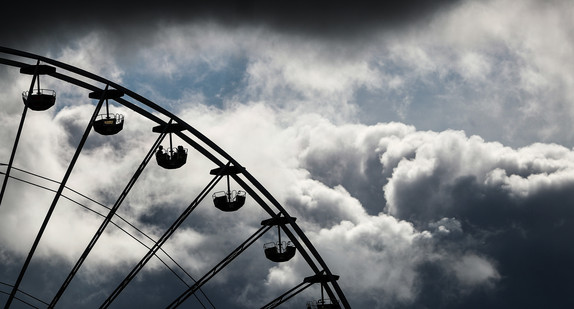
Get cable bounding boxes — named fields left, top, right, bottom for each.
left=0, top=165, right=215, bottom=308
left=0, top=281, right=47, bottom=308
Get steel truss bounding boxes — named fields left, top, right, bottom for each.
left=0, top=46, right=350, bottom=309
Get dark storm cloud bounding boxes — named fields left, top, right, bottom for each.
left=4, top=1, right=574, bottom=307
left=410, top=176, right=574, bottom=308
left=2, top=0, right=461, bottom=49
left=293, top=121, right=574, bottom=307
left=379, top=132, right=574, bottom=307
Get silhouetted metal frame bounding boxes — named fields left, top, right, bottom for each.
left=0, top=164, right=213, bottom=308
left=99, top=164, right=227, bottom=308
left=0, top=280, right=49, bottom=308
left=0, top=60, right=37, bottom=207
left=48, top=120, right=170, bottom=308
left=167, top=224, right=273, bottom=308
left=0, top=46, right=350, bottom=308
left=5, top=85, right=106, bottom=308
left=260, top=280, right=314, bottom=309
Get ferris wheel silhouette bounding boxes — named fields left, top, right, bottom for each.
left=0, top=46, right=350, bottom=309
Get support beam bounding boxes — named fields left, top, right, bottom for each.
left=99, top=163, right=230, bottom=308
left=260, top=280, right=314, bottom=309
left=48, top=119, right=170, bottom=308
left=167, top=225, right=273, bottom=308
left=0, top=61, right=38, bottom=208
left=5, top=89, right=106, bottom=308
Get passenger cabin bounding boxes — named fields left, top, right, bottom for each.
left=264, top=241, right=296, bottom=262
left=261, top=217, right=297, bottom=262
left=22, top=89, right=56, bottom=111
left=93, top=114, right=124, bottom=135
left=303, top=274, right=341, bottom=309
left=213, top=190, right=246, bottom=212
left=20, top=64, right=57, bottom=111
left=89, top=89, right=125, bottom=135
left=306, top=300, right=341, bottom=309
left=210, top=165, right=246, bottom=212
left=153, top=123, right=188, bottom=169
left=156, top=145, right=188, bottom=169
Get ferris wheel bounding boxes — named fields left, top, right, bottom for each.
left=0, top=46, right=350, bottom=309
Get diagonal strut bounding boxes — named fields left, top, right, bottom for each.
left=48, top=119, right=171, bottom=308
left=99, top=162, right=231, bottom=308
left=5, top=85, right=107, bottom=308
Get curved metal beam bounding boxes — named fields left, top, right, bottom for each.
left=0, top=46, right=350, bottom=308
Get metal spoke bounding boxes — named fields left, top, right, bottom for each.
left=0, top=60, right=38, bottom=208
left=0, top=281, right=48, bottom=308
left=99, top=163, right=230, bottom=308
left=0, top=47, right=351, bottom=309
left=0, top=165, right=213, bottom=308
left=260, top=281, right=313, bottom=309
left=167, top=224, right=273, bottom=308
left=5, top=90, right=106, bottom=308
left=48, top=118, right=170, bottom=307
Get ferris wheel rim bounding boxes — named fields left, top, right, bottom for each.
left=0, top=46, right=350, bottom=309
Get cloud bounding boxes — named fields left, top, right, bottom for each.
left=2, top=84, right=574, bottom=308
left=261, top=114, right=574, bottom=307
left=3, top=1, right=574, bottom=307
left=5, top=86, right=574, bottom=307
left=1, top=1, right=462, bottom=50
left=451, top=254, right=500, bottom=286
left=7, top=0, right=573, bottom=147
left=377, top=0, right=574, bottom=146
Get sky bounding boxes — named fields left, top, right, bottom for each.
left=1, top=0, right=574, bottom=308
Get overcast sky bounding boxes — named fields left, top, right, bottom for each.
left=2, top=0, right=574, bottom=308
